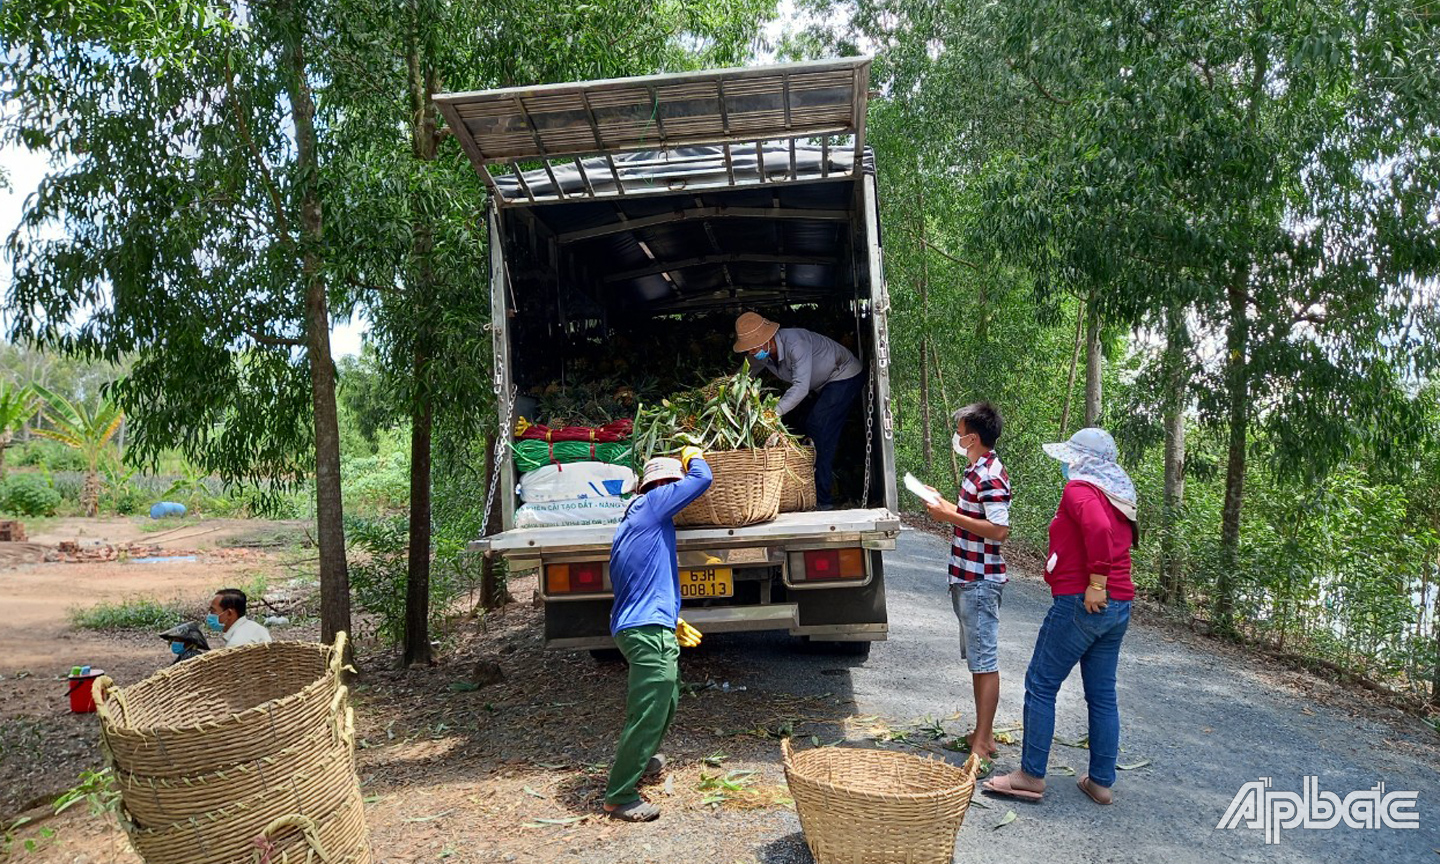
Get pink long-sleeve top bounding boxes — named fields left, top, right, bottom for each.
left=1045, top=481, right=1136, bottom=601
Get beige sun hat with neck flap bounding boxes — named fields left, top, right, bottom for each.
left=733, top=312, right=780, bottom=353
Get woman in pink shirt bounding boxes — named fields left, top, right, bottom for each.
left=985, top=428, right=1138, bottom=806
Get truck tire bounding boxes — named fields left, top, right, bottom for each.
left=801, top=637, right=873, bottom=660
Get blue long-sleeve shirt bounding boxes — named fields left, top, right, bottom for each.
left=608, top=458, right=713, bottom=635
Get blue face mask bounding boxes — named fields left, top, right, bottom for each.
left=754, top=349, right=770, bottom=361
left=205, top=613, right=222, bottom=631
left=170, top=641, right=186, bottom=655
left=1061, top=463, right=1071, bottom=481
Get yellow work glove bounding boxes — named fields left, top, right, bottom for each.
left=679, top=446, right=705, bottom=471
left=676, top=618, right=703, bottom=648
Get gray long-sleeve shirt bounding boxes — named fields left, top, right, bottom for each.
left=752, top=328, right=863, bottom=415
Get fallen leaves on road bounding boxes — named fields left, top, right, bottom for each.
left=993, top=810, right=1017, bottom=829
left=1117, top=759, right=1152, bottom=771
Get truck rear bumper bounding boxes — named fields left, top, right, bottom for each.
left=545, top=604, right=888, bottom=650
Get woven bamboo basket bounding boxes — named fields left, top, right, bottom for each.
left=125, top=747, right=365, bottom=863
left=113, top=708, right=355, bottom=827
left=93, top=633, right=370, bottom=864
left=96, top=640, right=342, bottom=778
left=675, top=447, right=785, bottom=528
left=778, top=444, right=816, bottom=513
left=781, top=738, right=980, bottom=864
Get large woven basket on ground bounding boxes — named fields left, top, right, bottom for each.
left=778, top=444, right=816, bottom=513
left=93, top=633, right=370, bottom=864
left=782, top=738, right=980, bottom=864
left=675, top=447, right=785, bottom=528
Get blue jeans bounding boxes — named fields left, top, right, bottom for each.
left=1021, top=594, right=1131, bottom=788
left=805, top=373, right=863, bottom=508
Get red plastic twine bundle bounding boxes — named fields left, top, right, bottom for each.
left=514, top=417, right=633, bottom=443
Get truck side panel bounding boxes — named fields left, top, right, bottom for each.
left=862, top=173, right=899, bottom=515
left=489, top=203, right=518, bottom=532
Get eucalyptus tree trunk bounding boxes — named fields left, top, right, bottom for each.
left=915, top=167, right=933, bottom=473
left=282, top=0, right=352, bottom=653
left=1432, top=572, right=1439, bottom=707
left=1059, top=300, right=1084, bottom=437
left=402, top=24, right=440, bottom=667
left=1159, top=305, right=1189, bottom=607
left=1083, top=291, right=1103, bottom=426
left=1216, top=269, right=1250, bottom=633
left=1215, top=22, right=1270, bottom=636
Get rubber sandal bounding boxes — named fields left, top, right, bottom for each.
left=1078, top=775, right=1113, bottom=805
left=973, top=758, right=994, bottom=781
left=982, top=773, right=1044, bottom=802
left=605, top=799, right=661, bottom=822
left=643, top=754, right=667, bottom=778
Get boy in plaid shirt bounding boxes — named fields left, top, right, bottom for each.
left=924, top=402, right=1011, bottom=772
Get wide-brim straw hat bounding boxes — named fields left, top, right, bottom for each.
left=733, top=312, right=780, bottom=353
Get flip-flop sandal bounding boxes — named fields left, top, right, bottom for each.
left=982, top=773, right=1044, bottom=802
left=642, top=754, right=667, bottom=778
left=1078, top=775, right=1113, bottom=805
left=972, top=758, right=995, bottom=780
left=605, top=800, right=661, bottom=822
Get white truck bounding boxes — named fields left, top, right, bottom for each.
left=440, top=57, right=900, bottom=657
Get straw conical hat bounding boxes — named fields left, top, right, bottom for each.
left=733, top=312, right=780, bottom=352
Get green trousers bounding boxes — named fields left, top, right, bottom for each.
left=604, top=624, right=680, bottom=805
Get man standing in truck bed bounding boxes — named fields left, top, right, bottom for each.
left=733, top=312, right=863, bottom=510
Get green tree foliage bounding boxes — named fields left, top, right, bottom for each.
left=322, top=0, right=776, bottom=663
left=337, top=346, right=400, bottom=454
left=0, top=0, right=360, bottom=646
left=801, top=0, right=1440, bottom=699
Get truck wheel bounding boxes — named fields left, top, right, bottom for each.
left=801, top=637, right=872, bottom=660
left=832, top=640, right=872, bottom=660
left=589, top=648, right=624, bottom=663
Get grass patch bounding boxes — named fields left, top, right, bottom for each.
left=69, top=595, right=194, bottom=631
left=239, top=572, right=269, bottom=600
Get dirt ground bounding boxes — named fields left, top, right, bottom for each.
left=2, top=547, right=881, bottom=864
left=0, top=517, right=315, bottom=819
left=6, top=519, right=1437, bottom=863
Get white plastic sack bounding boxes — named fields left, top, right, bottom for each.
left=518, top=462, right=636, bottom=503
left=514, top=497, right=630, bottom=529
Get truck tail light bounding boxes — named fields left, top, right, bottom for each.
left=790, top=548, right=866, bottom=582
left=545, top=562, right=606, bottom=595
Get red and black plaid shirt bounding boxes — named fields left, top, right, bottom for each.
left=948, top=450, right=1012, bottom=584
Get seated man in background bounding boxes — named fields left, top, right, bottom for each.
left=207, top=588, right=272, bottom=648
left=733, top=312, right=864, bottom=510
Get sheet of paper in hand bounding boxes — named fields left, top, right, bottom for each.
left=904, top=472, right=941, bottom=506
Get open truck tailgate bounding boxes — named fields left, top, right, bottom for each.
left=471, top=507, right=900, bottom=560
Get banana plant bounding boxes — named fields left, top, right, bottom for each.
left=31, top=385, right=124, bottom=517
left=0, top=381, right=38, bottom=478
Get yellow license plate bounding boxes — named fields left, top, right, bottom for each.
left=680, top=567, right=733, bottom=599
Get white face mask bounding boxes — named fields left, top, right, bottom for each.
left=952, top=432, right=967, bottom=456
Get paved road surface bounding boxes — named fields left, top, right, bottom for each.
left=727, top=527, right=1440, bottom=863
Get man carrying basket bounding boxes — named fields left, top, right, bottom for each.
left=603, top=447, right=712, bottom=822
